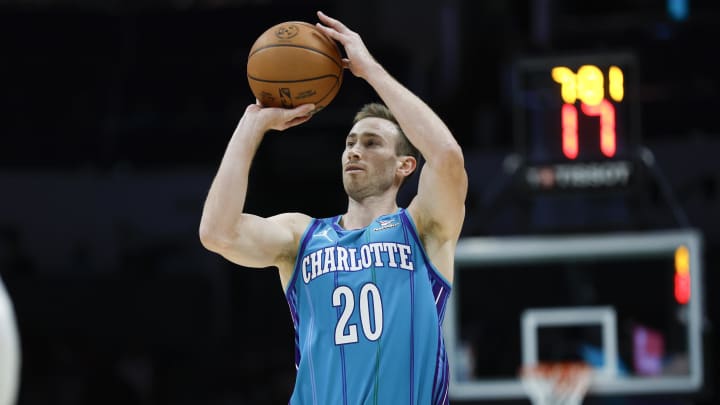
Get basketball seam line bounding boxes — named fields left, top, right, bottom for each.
left=247, top=74, right=340, bottom=83
left=249, top=76, right=340, bottom=107
left=248, top=44, right=343, bottom=69
left=311, top=78, right=341, bottom=106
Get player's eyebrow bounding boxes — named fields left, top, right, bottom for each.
left=346, top=132, right=382, bottom=140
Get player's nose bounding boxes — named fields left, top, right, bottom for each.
left=347, top=146, right=361, bottom=160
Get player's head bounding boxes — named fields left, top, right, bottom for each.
left=342, top=103, right=420, bottom=201
left=353, top=103, right=420, bottom=162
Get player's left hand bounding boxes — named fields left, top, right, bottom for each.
left=315, top=11, right=380, bottom=80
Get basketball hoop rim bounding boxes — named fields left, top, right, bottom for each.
left=519, top=361, right=593, bottom=405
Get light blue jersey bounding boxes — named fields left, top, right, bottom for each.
left=285, top=208, right=451, bottom=405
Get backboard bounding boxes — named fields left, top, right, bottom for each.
left=445, top=229, right=704, bottom=401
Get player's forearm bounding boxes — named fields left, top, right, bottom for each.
left=199, top=119, right=265, bottom=249
left=365, top=63, right=463, bottom=165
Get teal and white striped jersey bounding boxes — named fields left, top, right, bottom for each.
left=285, top=208, right=451, bottom=405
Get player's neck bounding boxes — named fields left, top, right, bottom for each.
left=341, top=197, right=399, bottom=230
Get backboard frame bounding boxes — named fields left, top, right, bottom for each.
left=445, top=229, right=704, bottom=400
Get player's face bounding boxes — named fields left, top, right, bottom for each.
left=342, top=117, right=402, bottom=201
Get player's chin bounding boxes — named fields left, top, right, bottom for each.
left=342, top=176, right=366, bottom=192
left=342, top=171, right=361, bottom=183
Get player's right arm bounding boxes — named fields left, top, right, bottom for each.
left=199, top=102, right=316, bottom=272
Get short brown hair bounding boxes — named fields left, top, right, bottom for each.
left=353, top=103, right=421, bottom=161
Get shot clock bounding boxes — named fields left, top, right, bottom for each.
left=511, top=53, right=641, bottom=191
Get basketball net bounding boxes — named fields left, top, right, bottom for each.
left=519, top=362, right=592, bottom=405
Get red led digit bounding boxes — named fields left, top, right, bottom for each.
left=561, top=103, right=579, bottom=160
left=675, top=272, right=691, bottom=305
left=581, top=99, right=617, bottom=158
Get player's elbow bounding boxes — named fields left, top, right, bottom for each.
left=433, top=143, right=466, bottom=172
left=198, top=225, right=218, bottom=252
left=198, top=223, right=232, bottom=254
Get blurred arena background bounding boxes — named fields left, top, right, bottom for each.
left=0, top=0, right=718, bottom=404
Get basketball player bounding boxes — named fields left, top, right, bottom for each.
left=0, top=276, right=20, bottom=405
left=199, top=10, right=467, bottom=404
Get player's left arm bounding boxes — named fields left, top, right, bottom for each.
left=316, top=11, right=468, bottom=282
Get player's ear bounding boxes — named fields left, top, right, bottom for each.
left=398, top=156, right=417, bottom=177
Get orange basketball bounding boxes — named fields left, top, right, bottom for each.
left=247, top=21, right=344, bottom=111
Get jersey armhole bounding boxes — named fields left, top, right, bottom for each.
left=283, top=218, right=321, bottom=296
left=399, top=209, right=453, bottom=290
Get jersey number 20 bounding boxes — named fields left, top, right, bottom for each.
left=333, top=283, right=383, bottom=345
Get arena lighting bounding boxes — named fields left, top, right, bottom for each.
left=667, top=0, right=689, bottom=21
